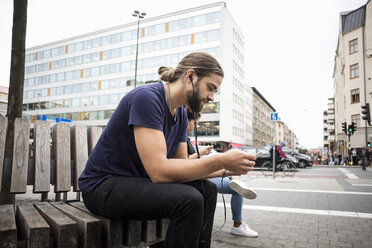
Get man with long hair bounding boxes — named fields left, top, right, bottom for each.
left=79, top=52, right=257, bottom=247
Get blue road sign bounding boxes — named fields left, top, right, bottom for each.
left=40, top=115, right=71, bottom=123
left=270, top=112, right=278, bottom=121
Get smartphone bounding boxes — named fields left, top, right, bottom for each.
left=254, top=151, right=262, bottom=157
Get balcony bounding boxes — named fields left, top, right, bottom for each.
left=327, top=124, right=335, bottom=132
left=328, top=135, right=335, bottom=142
left=327, top=104, right=334, bottom=110
left=327, top=114, right=335, bottom=120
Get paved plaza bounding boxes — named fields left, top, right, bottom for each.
left=211, top=166, right=372, bottom=248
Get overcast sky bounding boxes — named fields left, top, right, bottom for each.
left=0, top=0, right=368, bottom=149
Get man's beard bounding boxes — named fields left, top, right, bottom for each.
left=186, top=83, right=204, bottom=113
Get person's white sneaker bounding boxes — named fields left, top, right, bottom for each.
left=231, top=222, right=259, bottom=237
left=229, top=179, right=257, bottom=199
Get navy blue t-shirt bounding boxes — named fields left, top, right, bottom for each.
left=78, top=82, right=188, bottom=195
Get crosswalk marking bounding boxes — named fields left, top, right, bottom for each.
left=338, top=168, right=359, bottom=179
left=246, top=187, right=372, bottom=195
left=216, top=203, right=372, bottom=219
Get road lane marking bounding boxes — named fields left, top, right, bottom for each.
left=350, top=184, right=372, bottom=187
left=216, top=203, right=372, bottom=219
left=338, top=168, right=359, bottom=179
left=247, top=187, right=372, bottom=195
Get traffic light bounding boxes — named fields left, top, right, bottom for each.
left=342, top=122, right=347, bottom=134
left=361, top=103, right=371, bottom=125
left=348, top=122, right=356, bottom=135
left=368, top=142, right=371, bottom=148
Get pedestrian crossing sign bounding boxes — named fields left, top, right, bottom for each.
left=270, top=112, right=278, bottom=121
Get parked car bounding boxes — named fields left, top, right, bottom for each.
left=236, top=146, right=272, bottom=168
left=282, top=148, right=312, bottom=168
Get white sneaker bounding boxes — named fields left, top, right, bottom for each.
left=229, top=179, right=257, bottom=199
left=231, top=222, right=259, bottom=238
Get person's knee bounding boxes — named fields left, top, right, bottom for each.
left=203, top=179, right=217, bottom=196
left=175, top=187, right=204, bottom=216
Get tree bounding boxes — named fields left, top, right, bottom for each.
left=298, top=148, right=308, bottom=155
left=0, top=0, right=28, bottom=205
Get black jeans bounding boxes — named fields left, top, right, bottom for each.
left=83, top=176, right=217, bottom=248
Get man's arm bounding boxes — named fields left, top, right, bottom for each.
left=172, top=142, right=188, bottom=159
left=134, top=126, right=255, bottom=183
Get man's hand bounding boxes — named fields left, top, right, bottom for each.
left=220, top=149, right=256, bottom=175
left=200, top=145, right=214, bottom=156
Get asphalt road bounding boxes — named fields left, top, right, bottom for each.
left=212, top=166, right=372, bottom=248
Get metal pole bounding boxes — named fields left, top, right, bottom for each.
left=273, top=123, right=276, bottom=180
left=134, top=18, right=140, bottom=88
left=362, top=24, right=368, bottom=148
left=348, top=134, right=351, bottom=165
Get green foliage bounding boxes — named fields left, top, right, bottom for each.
left=298, top=148, right=308, bottom=154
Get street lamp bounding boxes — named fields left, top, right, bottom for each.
left=132, top=10, right=146, bottom=88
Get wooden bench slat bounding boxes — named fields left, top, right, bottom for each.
left=71, top=125, right=88, bottom=192
left=34, top=202, right=77, bottom=248
left=16, top=204, right=50, bottom=248
left=33, top=120, right=51, bottom=193
left=141, top=220, right=157, bottom=243
left=0, top=116, right=8, bottom=192
left=68, top=201, right=124, bottom=248
left=156, top=219, right=169, bottom=240
left=123, top=220, right=142, bottom=246
left=52, top=123, right=71, bottom=192
left=10, top=118, right=30, bottom=193
left=87, top=126, right=102, bottom=155
left=51, top=202, right=101, bottom=248
left=0, top=204, right=17, bottom=248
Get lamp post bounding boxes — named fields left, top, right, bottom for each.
left=132, top=10, right=146, bottom=88
left=36, top=92, right=41, bottom=119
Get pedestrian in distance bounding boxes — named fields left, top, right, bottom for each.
left=78, top=52, right=257, bottom=248
left=185, top=107, right=259, bottom=238
left=361, top=145, right=371, bottom=171
left=352, top=148, right=357, bottom=165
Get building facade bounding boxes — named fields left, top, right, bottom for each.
left=0, top=86, right=8, bottom=116
left=22, top=2, right=253, bottom=150
left=252, top=87, right=275, bottom=147
left=323, top=98, right=336, bottom=154
left=275, top=120, right=297, bottom=150
left=333, top=0, right=372, bottom=156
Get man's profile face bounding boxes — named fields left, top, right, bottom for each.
left=187, top=73, right=222, bottom=113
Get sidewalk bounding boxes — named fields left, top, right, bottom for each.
left=211, top=206, right=372, bottom=248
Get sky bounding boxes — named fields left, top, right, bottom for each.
left=0, top=0, right=369, bottom=149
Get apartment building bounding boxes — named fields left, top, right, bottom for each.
left=323, top=98, right=336, bottom=154
left=333, top=0, right=372, bottom=155
left=22, top=2, right=253, bottom=151
left=275, top=120, right=298, bottom=150
left=252, top=87, right=275, bottom=147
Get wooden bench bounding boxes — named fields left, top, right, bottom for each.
left=0, top=116, right=169, bottom=248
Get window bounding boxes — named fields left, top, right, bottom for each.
left=350, top=63, right=359, bottom=79
left=201, top=102, right=219, bottom=114
left=351, top=114, right=360, bottom=127
left=194, top=121, right=220, bottom=137
left=351, top=89, right=360, bottom=104
left=104, top=110, right=114, bottom=119
left=349, top=39, right=358, bottom=54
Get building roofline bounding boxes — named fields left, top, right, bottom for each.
left=27, top=1, right=225, bottom=51
left=251, top=87, right=276, bottom=112
left=340, top=0, right=370, bottom=17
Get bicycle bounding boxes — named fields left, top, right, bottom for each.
left=261, top=159, right=297, bottom=177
